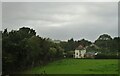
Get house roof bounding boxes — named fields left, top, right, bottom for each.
left=75, top=45, right=85, bottom=50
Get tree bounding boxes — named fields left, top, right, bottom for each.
left=94, top=34, right=120, bottom=53
left=2, top=27, right=38, bottom=73
left=66, top=51, right=74, bottom=58
left=18, top=27, right=36, bottom=40
left=97, top=34, right=112, bottom=40
left=48, top=47, right=57, bottom=61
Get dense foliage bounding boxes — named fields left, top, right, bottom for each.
left=94, top=34, right=120, bottom=53
left=2, top=27, right=64, bottom=74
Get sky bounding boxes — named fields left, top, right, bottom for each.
left=1, top=0, right=119, bottom=2
left=2, top=2, right=118, bottom=42
left=0, top=2, right=1, bottom=30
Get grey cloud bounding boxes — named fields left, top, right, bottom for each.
left=2, top=2, right=118, bottom=41
left=0, top=2, right=2, bottom=30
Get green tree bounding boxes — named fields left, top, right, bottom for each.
left=95, top=34, right=112, bottom=52
left=48, top=47, right=57, bottom=61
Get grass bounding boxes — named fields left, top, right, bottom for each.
left=24, top=59, right=118, bottom=74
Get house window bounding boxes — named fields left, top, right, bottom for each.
left=79, top=54, right=81, bottom=56
left=76, top=53, right=78, bottom=55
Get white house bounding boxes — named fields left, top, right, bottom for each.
left=74, top=45, right=86, bottom=58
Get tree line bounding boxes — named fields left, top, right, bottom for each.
left=2, top=27, right=120, bottom=74
left=60, top=34, right=120, bottom=58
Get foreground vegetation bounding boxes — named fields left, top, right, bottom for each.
left=2, top=27, right=64, bottom=74
left=24, top=59, right=118, bottom=74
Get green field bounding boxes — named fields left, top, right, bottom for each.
left=24, top=59, right=118, bottom=74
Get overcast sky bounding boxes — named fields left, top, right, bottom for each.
left=2, top=2, right=118, bottom=42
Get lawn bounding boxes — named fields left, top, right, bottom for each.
left=24, top=59, right=118, bottom=74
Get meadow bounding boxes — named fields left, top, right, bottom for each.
left=24, top=59, right=118, bottom=74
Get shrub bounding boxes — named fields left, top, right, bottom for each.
left=95, top=53, right=119, bottom=59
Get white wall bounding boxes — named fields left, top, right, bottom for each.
left=75, top=50, right=80, bottom=58
left=74, top=49, right=86, bottom=58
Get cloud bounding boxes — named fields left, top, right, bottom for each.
left=2, top=2, right=118, bottom=41
left=0, top=2, right=2, bottom=30
left=1, top=0, right=119, bottom=2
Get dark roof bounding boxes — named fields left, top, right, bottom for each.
left=75, top=45, right=85, bottom=50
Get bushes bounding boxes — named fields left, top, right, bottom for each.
left=66, top=51, right=74, bottom=58
left=95, top=53, right=119, bottom=59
